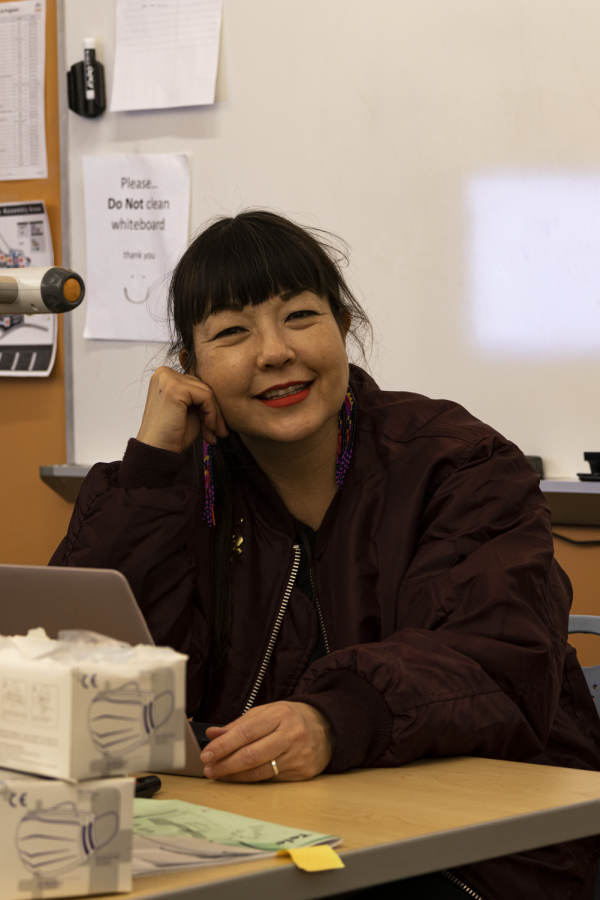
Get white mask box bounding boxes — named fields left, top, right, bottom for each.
left=0, top=768, right=133, bottom=899
left=0, top=631, right=187, bottom=781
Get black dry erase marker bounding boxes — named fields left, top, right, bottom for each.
left=83, top=38, right=96, bottom=117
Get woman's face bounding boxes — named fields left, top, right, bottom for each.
left=192, top=291, right=349, bottom=445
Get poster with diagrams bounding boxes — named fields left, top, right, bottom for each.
left=82, top=153, right=191, bottom=342
left=0, top=201, right=57, bottom=377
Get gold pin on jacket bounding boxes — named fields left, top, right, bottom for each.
left=231, top=518, right=244, bottom=557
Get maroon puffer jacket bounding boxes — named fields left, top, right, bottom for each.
left=51, top=367, right=600, bottom=900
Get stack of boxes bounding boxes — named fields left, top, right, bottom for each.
left=0, top=631, right=187, bottom=899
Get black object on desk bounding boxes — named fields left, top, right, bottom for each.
left=135, top=775, right=162, bottom=798
left=578, top=452, right=600, bottom=482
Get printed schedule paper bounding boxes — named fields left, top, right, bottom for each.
left=110, top=0, right=223, bottom=112
left=0, top=0, right=47, bottom=181
left=82, top=153, right=190, bottom=342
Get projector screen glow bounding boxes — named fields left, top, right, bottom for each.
left=470, top=174, right=600, bottom=357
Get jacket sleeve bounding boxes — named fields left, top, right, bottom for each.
left=289, top=435, right=572, bottom=774
left=49, top=438, right=211, bottom=714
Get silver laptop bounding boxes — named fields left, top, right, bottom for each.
left=0, top=563, right=206, bottom=777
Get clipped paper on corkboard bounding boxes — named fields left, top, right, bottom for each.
left=0, top=0, right=74, bottom=565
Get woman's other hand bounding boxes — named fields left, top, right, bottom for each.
left=137, top=366, right=228, bottom=453
left=200, top=701, right=335, bottom=782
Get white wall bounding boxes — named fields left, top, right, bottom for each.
left=66, top=0, right=600, bottom=475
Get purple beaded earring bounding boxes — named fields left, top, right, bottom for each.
left=335, top=387, right=357, bottom=489
left=202, top=386, right=357, bottom=527
left=203, top=441, right=216, bottom=527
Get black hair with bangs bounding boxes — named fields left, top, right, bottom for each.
left=165, top=210, right=372, bottom=695
left=167, top=209, right=370, bottom=371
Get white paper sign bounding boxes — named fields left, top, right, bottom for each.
left=0, top=200, right=57, bottom=377
left=82, top=154, right=190, bottom=342
left=0, top=0, right=48, bottom=181
left=110, top=0, right=222, bottom=112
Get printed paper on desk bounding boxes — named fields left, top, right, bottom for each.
left=133, top=798, right=340, bottom=851
left=131, top=798, right=341, bottom=876
left=110, top=0, right=223, bottom=112
left=82, top=154, right=190, bottom=342
left=0, top=200, right=57, bottom=377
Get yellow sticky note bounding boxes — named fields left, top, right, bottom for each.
left=277, top=845, right=345, bottom=872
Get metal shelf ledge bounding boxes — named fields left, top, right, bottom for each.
left=541, top=479, right=600, bottom=526
left=38, top=469, right=600, bottom=524
left=40, top=464, right=91, bottom=503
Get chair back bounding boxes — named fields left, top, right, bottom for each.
left=568, top=615, right=600, bottom=710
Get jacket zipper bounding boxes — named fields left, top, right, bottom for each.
left=242, top=548, right=479, bottom=899
left=242, top=544, right=302, bottom=713
left=441, top=870, right=485, bottom=900
left=309, top=568, right=330, bottom=654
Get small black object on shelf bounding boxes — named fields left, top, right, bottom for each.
left=577, top=452, right=600, bottom=482
left=67, top=38, right=106, bottom=118
left=525, top=455, right=545, bottom=479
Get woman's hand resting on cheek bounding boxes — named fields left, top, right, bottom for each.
left=200, top=702, right=335, bottom=782
left=137, top=366, right=228, bottom=454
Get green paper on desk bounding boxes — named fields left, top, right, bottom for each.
left=133, top=798, right=339, bottom=852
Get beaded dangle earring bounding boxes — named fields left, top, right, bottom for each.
left=203, top=387, right=357, bottom=526
left=335, top=387, right=357, bottom=488
left=203, top=441, right=216, bottom=527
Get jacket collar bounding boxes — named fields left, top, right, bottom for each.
left=225, top=430, right=297, bottom=540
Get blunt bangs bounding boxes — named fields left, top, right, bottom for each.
left=195, top=217, right=333, bottom=318
left=167, top=210, right=371, bottom=370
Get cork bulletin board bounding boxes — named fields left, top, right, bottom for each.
left=0, top=0, right=73, bottom=565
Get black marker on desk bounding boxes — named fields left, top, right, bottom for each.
left=83, top=38, right=97, bottom=117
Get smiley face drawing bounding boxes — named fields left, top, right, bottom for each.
left=124, top=287, right=150, bottom=304
left=123, top=268, right=151, bottom=304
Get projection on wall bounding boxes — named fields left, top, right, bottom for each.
left=469, top=174, right=600, bottom=357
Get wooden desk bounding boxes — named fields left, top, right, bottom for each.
left=118, top=757, right=600, bottom=900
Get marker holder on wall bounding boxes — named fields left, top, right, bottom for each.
left=67, top=38, right=106, bottom=119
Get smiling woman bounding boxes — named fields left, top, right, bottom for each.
left=51, top=211, right=600, bottom=900
left=190, top=290, right=348, bottom=452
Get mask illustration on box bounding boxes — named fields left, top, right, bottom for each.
left=17, top=803, right=118, bottom=876
left=88, top=681, right=174, bottom=756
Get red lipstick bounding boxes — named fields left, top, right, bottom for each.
left=256, top=381, right=312, bottom=408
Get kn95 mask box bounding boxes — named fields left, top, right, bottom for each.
left=0, top=629, right=187, bottom=781
left=0, top=768, right=133, bottom=900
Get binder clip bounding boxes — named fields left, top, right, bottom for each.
left=67, top=38, right=106, bottom=118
